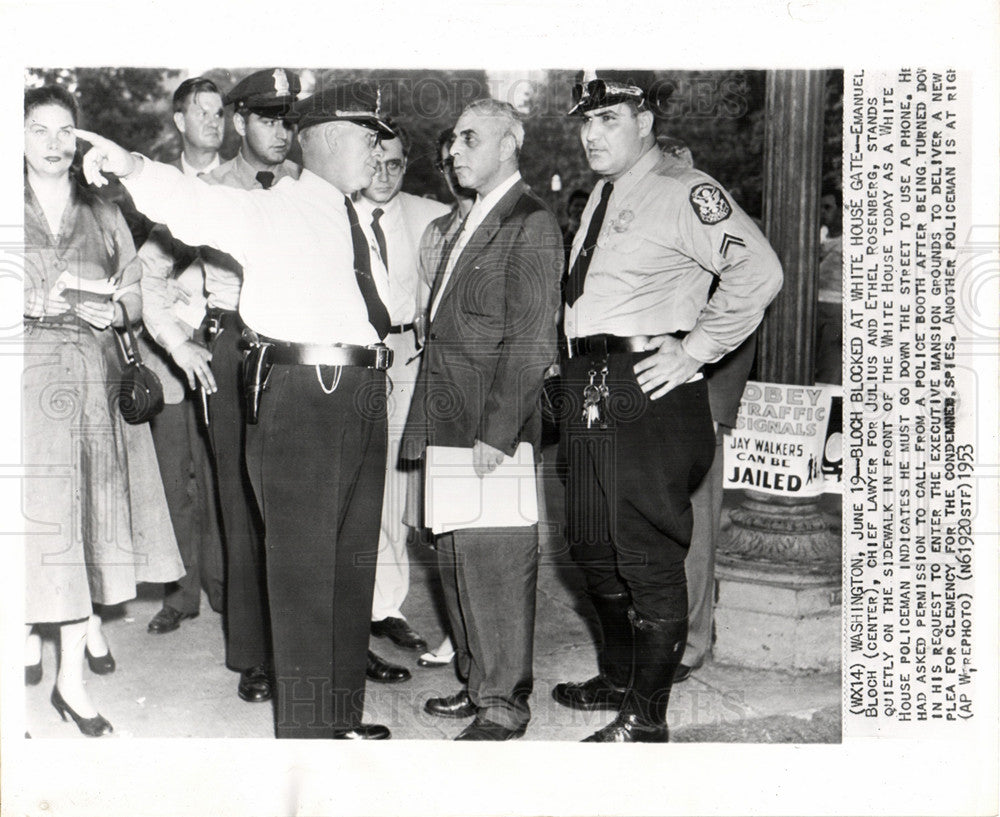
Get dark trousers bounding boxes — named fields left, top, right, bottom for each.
left=685, top=429, right=726, bottom=666
left=814, top=301, right=843, bottom=385
left=245, top=363, right=386, bottom=739
left=149, top=397, right=225, bottom=615
left=560, top=352, right=716, bottom=621
left=205, top=312, right=269, bottom=672
left=436, top=525, right=539, bottom=730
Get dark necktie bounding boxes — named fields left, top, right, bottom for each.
left=255, top=171, right=275, bottom=190
left=564, top=182, right=613, bottom=307
left=371, top=208, right=388, bottom=272
left=344, top=196, right=391, bottom=340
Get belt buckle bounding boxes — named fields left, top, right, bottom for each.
left=369, top=344, right=392, bottom=371
left=207, top=314, right=223, bottom=340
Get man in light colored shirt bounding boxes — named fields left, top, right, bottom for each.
left=186, top=69, right=302, bottom=706
left=77, top=79, right=399, bottom=741
left=401, top=99, right=563, bottom=740
left=553, top=71, right=783, bottom=743
left=139, top=76, right=227, bottom=640
left=356, top=124, right=448, bottom=659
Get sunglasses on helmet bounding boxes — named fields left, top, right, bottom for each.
left=570, top=79, right=646, bottom=109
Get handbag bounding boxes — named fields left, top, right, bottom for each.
left=113, top=309, right=164, bottom=424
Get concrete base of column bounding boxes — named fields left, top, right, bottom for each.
left=713, top=490, right=840, bottom=671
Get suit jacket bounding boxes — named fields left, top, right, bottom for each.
left=705, top=332, right=757, bottom=429
left=402, top=181, right=563, bottom=459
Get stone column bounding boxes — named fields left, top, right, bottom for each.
left=714, top=70, right=841, bottom=671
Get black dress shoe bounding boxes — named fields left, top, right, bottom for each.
left=424, top=689, right=477, bottom=719
left=237, top=664, right=273, bottom=702
left=552, top=674, right=626, bottom=711
left=147, top=606, right=198, bottom=634
left=25, top=661, right=42, bottom=686
left=366, top=650, right=411, bottom=683
left=454, top=716, right=526, bottom=741
left=332, top=724, right=391, bottom=740
left=51, top=687, right=113, bottom=737
left=417, top=650, right=455, bottom=668
left=582, top=712, right=669, bottom=743
left=370, top=617, right=429, bottom=652
left=673, top=663, right=697, bottom=683
left=674, top=661, right=703, bottom=684
left=85, top=646, right=116, bottom=675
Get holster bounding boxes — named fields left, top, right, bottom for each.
left=241, top=329, right=273, bottom=425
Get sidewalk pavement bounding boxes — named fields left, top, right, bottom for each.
left=24, top=445, right=841, bottom=741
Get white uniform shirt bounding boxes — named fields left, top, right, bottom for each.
left=168, top=152, right=222, bottom=332
left=125, top=160, right=389, bottom=346
left=355, top=192, right=449, bottom=325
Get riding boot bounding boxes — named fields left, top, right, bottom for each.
left=552, top=591, right=632, bottom=711
left=582, top=610, right=687, bottom=742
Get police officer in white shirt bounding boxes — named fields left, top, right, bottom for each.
left=77, top=80, right=400, bottom=741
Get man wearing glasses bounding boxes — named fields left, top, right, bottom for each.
left=355, top=125, right=448, bottom=673
left=553, top=71, right=783, bottom=742
left=402, top=99, right=563, bottom=740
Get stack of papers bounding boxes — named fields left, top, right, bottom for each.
left=425, top=442, right=538, bottom=534
left=51, top=271, right=116, bottom=306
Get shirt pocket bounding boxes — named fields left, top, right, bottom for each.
left=596, top=216, right=652, bottom=256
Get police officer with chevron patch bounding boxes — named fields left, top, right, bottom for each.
left=553, top=70, right=783, bottom=742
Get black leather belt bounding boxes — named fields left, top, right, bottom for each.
left=388, top=322, right=415, bottom=334
left=260, top=337, right=393, bottom=370
left=24, top=314, right=91, bottom=329
left=561, top=331, right=688, bottom=359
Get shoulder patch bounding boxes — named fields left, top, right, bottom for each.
left=689, top=183, right=731, bottom=225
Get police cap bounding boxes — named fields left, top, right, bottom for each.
left=225, top=68, right=301, bottom=118
left=292, top=80, right=394, bottom=136
left=568, top=69, right=659, bottom=115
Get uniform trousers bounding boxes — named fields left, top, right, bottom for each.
left=204, top=310, right=270, bottom=672
left=371, top=329, right=420, bottom=621
left=435, top=525, right=539, bottom=730
left=560, top=351, right=716, bottom=621
left=684, top=429, right=726, bottom=666
left=245, top=363, right=386, bottom=739
left=149, top=396, right=225, bottom=615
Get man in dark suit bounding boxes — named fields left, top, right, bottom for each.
left=401, top=99, right=563, bottom=740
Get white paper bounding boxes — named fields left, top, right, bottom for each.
left=51, top=270, right=116, bottom=295
left=425, top=441, right=538, bottom=533
left=172, top=263, right=208, bottom=331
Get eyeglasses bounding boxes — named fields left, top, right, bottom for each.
left=374, top=158, right=405, bottom=175
left=434, top=155, right=454, bottom=173
left=571, top=79, right=646, bottom=109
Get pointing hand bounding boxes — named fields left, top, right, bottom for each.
left=73, top=129, right=139, bottom=187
